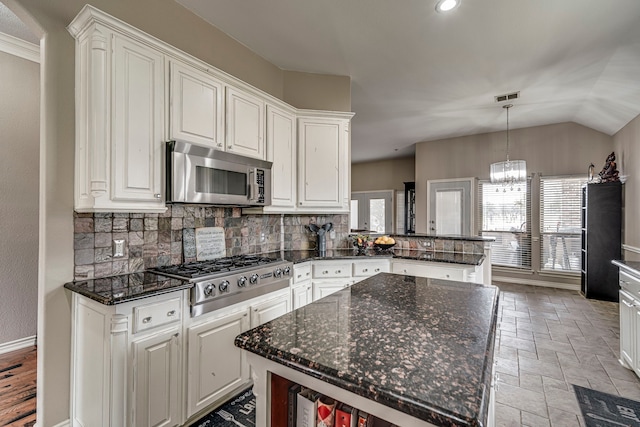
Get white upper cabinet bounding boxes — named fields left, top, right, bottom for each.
left=112, top=35, right=165, bottom=205
left=265, top=104, right=297, bottom=210
left=169, top=61, right=224, bottom=149
left=297, top=111, right=353, bottom=212
left=226, top=87, right=266, bottom=159
left=69, top=8, right=166, bottom=212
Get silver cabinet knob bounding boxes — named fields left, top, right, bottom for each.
left=142, top=316, right=152, bottom=324
left=154, top=193, right=161, bottom=199
left=167, top=310, right=176, bottom=317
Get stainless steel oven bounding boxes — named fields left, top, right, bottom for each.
left=166, top=140, right=272, bottom=207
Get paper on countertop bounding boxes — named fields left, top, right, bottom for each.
left=195, top=227, right=226, bottom=261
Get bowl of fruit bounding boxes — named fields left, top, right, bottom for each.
left=374, top=235, right=396, bottom=250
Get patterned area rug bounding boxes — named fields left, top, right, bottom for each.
left=188, top=387, right=256, bottom=427
left=573, top=384, right=640, bottom=426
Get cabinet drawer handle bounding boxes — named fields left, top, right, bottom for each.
left=167, top=310, right=176, bottom=317
left=306, top=272, right=310, bottom=276
left=323, top=270, right=328, bottom=274
left=336, top=270, right=341, bottom=274
left=297, top=274, right=302, bottom=278
left=217, top=142, right=222, bottom=148
left=142, top=316, right=152, bottom=324
left=374, top=268, right=380, bottom=272
left=228, top=144, right=233, bottom=149
left=363, top=268, right=368, bottom=272
left=154, top=194, right=161, bottom=199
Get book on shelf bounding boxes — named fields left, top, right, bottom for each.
left=297, top=388, right=320, bottom=427
left=288, top=384, right=302, bottom=427
left=334, top=403, right=359, bottom=427
left=317, top=396, right=336, bottom=427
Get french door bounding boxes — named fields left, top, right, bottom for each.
left=350, top=191, right=393, bottom=234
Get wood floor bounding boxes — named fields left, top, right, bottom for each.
left=0, top=346, right=36, bottom=427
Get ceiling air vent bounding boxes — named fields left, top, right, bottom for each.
left=494, top=91, right=520, bottom=103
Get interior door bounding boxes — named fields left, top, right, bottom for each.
left=350, top=191, right=393, bottom=233
left=427, top=179, right=474, bottom=235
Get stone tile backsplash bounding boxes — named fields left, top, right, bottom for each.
left=74, top=206, right=350, bottom=280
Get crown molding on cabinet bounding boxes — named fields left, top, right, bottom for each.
left=0, top=32, right=39, bottom=63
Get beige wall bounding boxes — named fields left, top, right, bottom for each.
left=614, top=113, right=640, bottom=261
left=283, top=70, right=351, bottom=112
left=351, top=157, right=415, bottom=192
left=415, top=122, right=613, bottom=286
left=6, top=0, right=351, bottom=425
left=0, top=51, right=39, bottom=345
left=415, top=122, right=613, bottom=234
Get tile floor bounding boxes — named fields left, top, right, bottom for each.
left=494, top=282, right=640, bottom=426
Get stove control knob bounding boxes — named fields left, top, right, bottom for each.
left=203, top=283, right=215, bottom=296
left=283, top=266, right=291, bottom=276
left=250, top=274, right=259, bottom=285
left=274, top=268, right=283, bottom=278
left=219, top=280, right=230, bottom=293
left=238, top=276, right=247, bottom=287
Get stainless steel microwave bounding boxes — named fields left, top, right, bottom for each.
left=166, top=140, right=272, bottom=206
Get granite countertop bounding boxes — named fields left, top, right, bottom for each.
left=283, top=249, right=485, bottom=266
left=612, top=260, right=640, bottom=278
left=64, top=272, right=192, bottom=305
left=235, top=272, right=499, bottom=426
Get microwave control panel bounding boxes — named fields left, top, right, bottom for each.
left=256, top=169, right=265, bottom=204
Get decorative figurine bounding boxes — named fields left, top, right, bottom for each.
left=598, top=152, right=620, bottom=183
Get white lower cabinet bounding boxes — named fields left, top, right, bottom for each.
left=186, top=308, right=250, bottom=418
left=619, top=270, right=640, bottom=378
left=70, top=291, right=185, bottom=427
left=250, top=289, right=291, bottom=327
left=132, top=327, right=181, bottom=427
left=392, top=259, right=479, bottom=283
left=292, top=282, right=313, bottom=309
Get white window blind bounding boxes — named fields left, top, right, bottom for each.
left=540, top=176, right=584, bottom=273
left=478, top=180, right=531, bottom=269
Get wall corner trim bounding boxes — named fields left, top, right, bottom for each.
left=0, top=335, right=36, bottom=355
left=0, top=32, right=39, bottom=63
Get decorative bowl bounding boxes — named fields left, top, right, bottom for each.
left=374, top=243, right=396, bottom=250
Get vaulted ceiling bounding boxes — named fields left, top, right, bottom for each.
left=176, top=0, right=640, bottom=162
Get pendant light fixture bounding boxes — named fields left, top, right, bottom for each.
left=490, top=104, right=526, bottom=191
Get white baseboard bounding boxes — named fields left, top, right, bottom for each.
left=0, top=335, right=36, bottom=355
left=493, top=275, right=580, bottom=291
left=50, top=420, right=70, bottom=427
left=623, top=244, right=640, bottom=255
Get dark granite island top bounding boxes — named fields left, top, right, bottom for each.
left=235, top=272, right=499, bottom=427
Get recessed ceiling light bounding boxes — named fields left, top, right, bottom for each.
left=435, top=0, right=461, bottom=13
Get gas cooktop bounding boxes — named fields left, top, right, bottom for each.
left=149, top=254, right=283, bottom=281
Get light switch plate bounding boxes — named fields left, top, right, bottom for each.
left=113, top=239, right=125, bottom=258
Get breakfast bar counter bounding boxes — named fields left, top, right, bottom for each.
left=235, top=272, right=499, bottom=426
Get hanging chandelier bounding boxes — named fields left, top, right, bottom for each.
left=490, top=104, right=526, bottom=191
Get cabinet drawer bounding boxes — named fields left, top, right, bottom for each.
left=352, top=261, right=390, bottom=277
left=293, top=263, right=312, bottom=284
left=313, top=262, right=352, bottom=279
left=621, top=271, right=640, bottom=299
left=133, top=297, right=181, bottom=333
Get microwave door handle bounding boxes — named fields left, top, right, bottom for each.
left=248, top=170, right=258, bottom=203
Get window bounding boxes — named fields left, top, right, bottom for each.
left=478, top=180, right=531, bottom=269
left=540, top=176, right=583, bottom=273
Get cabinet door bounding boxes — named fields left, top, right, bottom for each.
left=620, top=290, right=635, bottom=368
left=226, top=87, right=265, bottom=159
left=634, top=306, right=640, bottom=378
left=297, top=117, right=348, bottom=208
left=313, top=280, right=350, bottom=301
left=250, top=291, right=291, bottom=327
left=169, top=61, right=223, bottom=148
left=187, top=309, right=250, bottom=418
left=266, top=104, right=296, bottom=208
left=112, top=35, right=164, bottom=203
left=132, top=328, right=180, bottom=427
left=292, top=283, right=313, bottom=310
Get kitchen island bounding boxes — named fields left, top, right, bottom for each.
left=235, top=272, right=499, bottom=426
